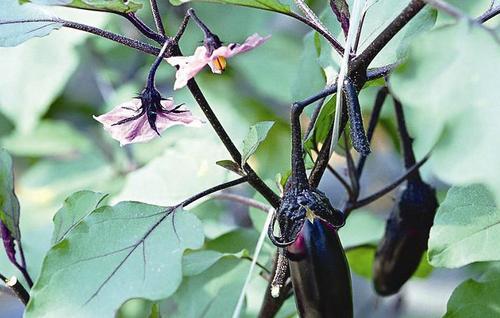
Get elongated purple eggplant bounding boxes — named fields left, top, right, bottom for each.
left=287, top=219, right=353, bottom=318
left=373, top=98, right=439, bottom=296
left=373, top=181, right=437, bottom=295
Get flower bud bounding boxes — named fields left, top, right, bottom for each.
left=373, top=181, right=438, bottom=295
left=288, top=219, right=353, bottom=318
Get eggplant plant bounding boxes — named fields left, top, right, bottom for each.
left=0, top=0, right=499, bottom=318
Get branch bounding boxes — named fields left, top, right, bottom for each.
left=351, top=0, right=426, bottom=71
left=327, top=164, right=353, bottom=197
left=1, top=275, right=30, bottom=305
left=292, top=0, right=344, bottom=55
left=212, top=193, right=273, bottom=213
left=422, top=0, right=469, bottom=20
left=174, top=45, right=281, bottom=208
left=121, top=13, right=165, bottom=43
left=477, top=4, right=500, bottom=23
left=345, top=153, right=430, bottom=212
left=257, top=251, right=293, bottom=318
left=149, top=0, right=166, bottom=35
left=309, top=123, right=333, bottom=188
left=182, top=177, right=249, bottom=207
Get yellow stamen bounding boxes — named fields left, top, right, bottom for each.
left=305, top=207, right=316, bottom=223
left=213, top=56, right=227, bottom=72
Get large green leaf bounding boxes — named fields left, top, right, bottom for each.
left=169, top=0, right=291, bottom=14
left=444, top=274, right=500, bottom=317
left=0, top=24, right=90, bottom=132
left=390, top=22, right=500, bottom=203
left=0, top=0, right=62, bottom=47
left=162, top=257, right=248, bottom=318
left=241, top=121, right=275, bottom=166
left=113, top=136, right=231, bottom=206
left=23, top=0, right=143, bottom=13
left=51, top=190, right=108, bottom=245
left=26, top=202, right=204, bottom=318
left=0, top=149, right=21, bottom=241
left=291, top=32, right=325, bottom=101
left=428, top=185, right=500, bottom=268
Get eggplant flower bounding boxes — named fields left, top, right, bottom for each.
left=166, top=33, right=271, bottom=90
left=94, top=88, right=202, bottom=146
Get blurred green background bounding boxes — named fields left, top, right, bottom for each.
left=0, top=0, right=496, bottom=317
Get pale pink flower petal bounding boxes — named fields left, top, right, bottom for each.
left=166, top=33, right=271, bottom=90
left=94, top=98, right=202, bottom=146
left=166, top=46, right=211, bottom=90
left=210, top=33, right=271, bottom=59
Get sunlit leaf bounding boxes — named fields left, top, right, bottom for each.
left=444, top=274, right=500, bottom=317
left=26, top=202, right=204, bottom=318
left=241, top=121, right=275, bottom=166
left=216, top=160, right=245, bottom=176
left=23, top=0, right=143, bottom=13
left=0, top=0, right=61, bottom=47
left=169, top=0, right=291, bottom=14
left=113, top=136, right=230, bottom=207
left=51, top=190, right=108, bottom=244
left=390, top=22, right=500, bottom=204
left=428, top=185, right=500, bottom=268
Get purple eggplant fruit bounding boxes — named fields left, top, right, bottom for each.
left=373, top=181, right=438, bottom=295
left=288, top=219, right=353, bottom=318
left=372, top=98, right=439, bottom=296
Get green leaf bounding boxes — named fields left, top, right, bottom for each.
left=0, top=149, right=21, bottom=241
left=216, top=160, right=245, bottom=176
left=51, top=190, right=108, bottom=245
left=444, top=275, right=500, bottom=317
left=161, top=257, right=248, bottom=318
left=114, top=136, right=231, bottom=207
left=291, top=32, right=325, bottom=101
left=428, top=185, right=500, bottom=268
left=169, top=0, right=291, bottom=14
left=241, top=121, right=275, bottom=166
left=182, top=249, right=248, bottom=276
left=390, top=22, right=500, bottom=204
left=304, top=95, right=336, bottom=153
left=26, top=202, right=204, bottom=318
left=23, top=0, right=143, bottom=13
left=1, top=120, right=92, bottom=157
left=0, top=19, right=90, bottom=132
left=0, top=0, right=62, bottom=47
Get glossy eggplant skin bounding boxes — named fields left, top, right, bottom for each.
left=288, top=219, right=353, bottom=318
left=373, top=181, right=438, bottom=296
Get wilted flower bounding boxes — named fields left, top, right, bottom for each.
left=94, top=87, right=202, bottom=146
left=166, top=33, right=271, bottom=90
